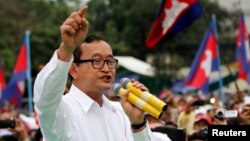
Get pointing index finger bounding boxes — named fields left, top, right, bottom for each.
left=78, top=5, right=88, bottom=17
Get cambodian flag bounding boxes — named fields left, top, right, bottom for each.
left=145, top=0, right=203, bottom=48
left=0, top=64, right=6, bottom=99
left=185, top=18, right=219, bottom=94
left=236, top=13, right=250, bottom=83
left=1, top=34, right=29, bottom=108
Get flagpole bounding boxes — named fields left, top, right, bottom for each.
left=198, top=4, right=240, bottom=93
left=25, top=30, right=33, bottom=117
left=212, top=14, right=225, bottom=105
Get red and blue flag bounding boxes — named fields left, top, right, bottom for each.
left=185, top=18, right=219, bottom=94
left=236, top=13, right=250, bottom=83
left=0, top=64, right=6, bottom=99
left=1, top=34, right=29, bottom=108
left=145, top=0, right=203, bottom=48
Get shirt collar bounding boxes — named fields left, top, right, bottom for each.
left=102, top=94, right=115, bottom=111
left=69, top=84, right=115, bottom=114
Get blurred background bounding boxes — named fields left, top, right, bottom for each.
left=0, top=0, right=249, bottom=110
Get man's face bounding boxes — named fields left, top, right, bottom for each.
left=72, top=40, right=116, bottom=94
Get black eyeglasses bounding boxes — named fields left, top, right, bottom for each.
left=73, top=58, right=118, bottom=69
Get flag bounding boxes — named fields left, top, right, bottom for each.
left=145, top=0, right=203, bottom=48
left=0, top=64, right=6, bottom=99
left=1, top=34, right=29, bottom=108
left=185, top=18, right=219, bottom=94
left=236, top=13, right=250, bottom=83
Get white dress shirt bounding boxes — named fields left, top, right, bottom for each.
left=33, top=51, right=169, bottom=141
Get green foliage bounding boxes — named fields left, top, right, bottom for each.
left=0, top=0, right=70, bottom=79
left=87, top=0, right=239, bottom=80
left=87, top=0, right=161, bottom=57
left=0, top=0, right=240, bottom=85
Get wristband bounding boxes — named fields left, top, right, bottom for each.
left=131, top=117, right=147, bottom=130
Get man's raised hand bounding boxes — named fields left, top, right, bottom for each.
left=58, top=6, right=89, bottom=61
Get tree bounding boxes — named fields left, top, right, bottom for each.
left=87, top=0, right=239, bottom=82
left=0, top=0, right=240, bottom=93
left=0, top=0, right=70, bottom=79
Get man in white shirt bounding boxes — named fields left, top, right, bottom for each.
left=33, top=5, right=170, bottom=141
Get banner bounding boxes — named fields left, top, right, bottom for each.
left=145, top=0, right=203, bottom=48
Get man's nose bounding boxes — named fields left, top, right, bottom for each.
left=102, top=61, right=110, bottom=70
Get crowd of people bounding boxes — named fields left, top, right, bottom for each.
left=143, top=89, right=250, bottom=141
left=0, top=102, right=42, bottom=141
left=0, top=88, right=249, bottom=141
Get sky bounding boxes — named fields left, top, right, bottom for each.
left=217, top=0, right=250, bottom=12
left=215, top=0, right=250, bottom=33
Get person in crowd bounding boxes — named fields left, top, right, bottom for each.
left=33, top=5, right=169, bottom=141
left=0, top=111, right=30, bottom=141
left=239, top=104, right=250, bottom=125
left=193, top=113, right=211, bottom=133
left=188, top=127, right=208, bottom=141
left=177, top=99, right=195, bottom=135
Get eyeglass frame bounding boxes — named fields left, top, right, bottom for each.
left=73, top=58, right=119, bottom=69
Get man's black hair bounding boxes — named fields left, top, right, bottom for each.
left=73, top=35, right=103, bottom=62
left=189, top=127, right=208, bottom=141
left=69, top=35, right=104, bottom=81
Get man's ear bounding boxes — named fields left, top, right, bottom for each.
left=69, top=64, right=78, bottom=80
